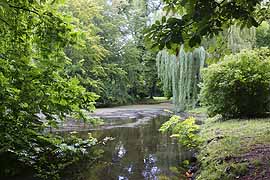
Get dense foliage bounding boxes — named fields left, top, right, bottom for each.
left=0, top=0, right=162, bottom=178
left=0, top=0, right=101, bottom=178
left=63, top=0, right=161, bottom=106
left=97, top=0, right=161, bottom=105
left=145, top=0, right=270, bottom=51
left=1, top=133, right=103, bottom=179
left=256, top=21, right=270, bottom=47
left=200, top=48, right=270, bottom=118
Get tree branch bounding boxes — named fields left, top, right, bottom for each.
left=0, top=17, right=9, bottom=25
left=8, top=4, right=40, bottom=16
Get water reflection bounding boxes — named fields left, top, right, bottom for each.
left=78, top=116, right=192, bottom=180
left=113, top=141, right=127, bottom=162
left=142, top=154, right=160, bottom=179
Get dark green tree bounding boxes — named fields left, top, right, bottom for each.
left=93, top=0, right=161, bottom=105
left=256, top=21, right=270, bottom=47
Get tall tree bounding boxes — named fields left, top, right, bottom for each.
left=0, top=0, right=98, bottom=178
left=62, top=0, right=108, bottom=98
left=94, top=0, right=161, bottom=105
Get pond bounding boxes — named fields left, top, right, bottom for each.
left=76, top=116, right=193, bottom=180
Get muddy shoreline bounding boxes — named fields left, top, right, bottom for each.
left=53, top=103, right=174, bottom=132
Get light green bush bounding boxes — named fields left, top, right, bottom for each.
left=159, top=115, right=202, bottom=148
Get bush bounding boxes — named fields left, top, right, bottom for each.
left=200, top=48, right=270, bottom=118
left=159, top=115, right=202, bottom=148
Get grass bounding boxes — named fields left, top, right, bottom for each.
left=187, top=107, right=207, bottom=114
left=153, top=96, right=170, bottom=100
left=136, top=96, right=171, bottom=104
left=196, top=116, right=270, bottom=180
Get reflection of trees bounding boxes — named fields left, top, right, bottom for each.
left=142, top=154, right=160, bottom=180
left=83, top=116, right=193, bottom=179
left=112, top=141, right=127, bottom=162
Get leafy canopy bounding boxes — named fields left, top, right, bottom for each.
left=145, top=0, right=270, bottom=51
left=0, top=0, right=99, bottom=178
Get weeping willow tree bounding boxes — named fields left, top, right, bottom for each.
left=157, top=46, right=206, bottom=112
left=205, top=25, right=257, bottom=63
left=156, top=25, right=254, bottom=112
left=228, top=25, right=256, bottom=53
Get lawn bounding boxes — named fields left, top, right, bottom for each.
left=197, top=116, right=270, bottom=179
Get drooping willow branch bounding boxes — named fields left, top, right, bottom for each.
left=157, top=46, right=206, bottom=112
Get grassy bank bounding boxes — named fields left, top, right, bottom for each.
left=96, top=97, right=171, bottom=108
left=197, top=116, right=270, bottom=179
left=136, top=97, right=171, bottom=104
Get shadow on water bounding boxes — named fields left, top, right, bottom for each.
left=75, top=116, right=193, bottom=180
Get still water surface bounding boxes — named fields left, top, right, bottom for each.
left=78, top=116, right=192, bottom=180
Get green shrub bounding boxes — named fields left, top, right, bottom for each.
left=200, top=48, right=270, bottom=118
left=159, top=115, right=202, bottom=148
